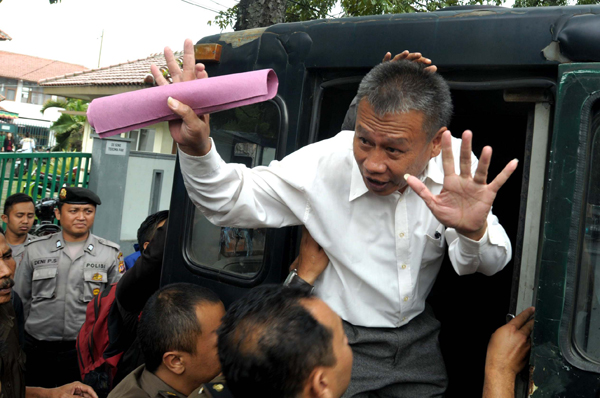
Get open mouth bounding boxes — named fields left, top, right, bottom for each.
left=365, top=177, right=389, bottom=191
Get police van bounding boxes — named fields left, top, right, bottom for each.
left=161, top=6, right=600, bottom=397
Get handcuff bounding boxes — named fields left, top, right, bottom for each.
left=283, top=269, right=315, bottom=294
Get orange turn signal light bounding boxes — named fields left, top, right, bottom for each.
left=195, top=44, right=222, bottom=63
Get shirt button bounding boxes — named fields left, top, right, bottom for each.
left=399, top=232, right=405, bottom=238
left=404, top=296, right=409, bottom=302
left=401, top=264, right=407, bottom=269
left=402, top=317, right=407, bottom=321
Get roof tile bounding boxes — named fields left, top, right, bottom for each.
left=38, top=52, right=181, bottom=87
left=0, top=50, right=87, bottom=82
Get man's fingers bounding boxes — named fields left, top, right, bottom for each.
left=521, top=318, right=535, bottom=337
left=510, top=306, right=535, bottom=329
left=382, top=52, right=392, bottom=63
left=473, top=146, right=492, bottom=185
left=391, top=50, right=409, bottom=62
left=459, top=130, right=473, bottom=178
left=165, top=46, right=182, bottom=83
left=441, top=131, right=456, bottom=177
left=182, top=38, right=196, bottom=81
left=488, top=158, right=519, bottom=193
left=150, top=64, right=169, bottom=86
left=167, top=97, right=204, bottom=131
left=424, top=65, right=438, bottom=73
left=195, top=63, right=208, bottom=80
left=406, top=174, right=436, bottom=210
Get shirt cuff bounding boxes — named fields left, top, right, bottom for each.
left=177, top=138, right=222, bottom=177
left=456, top=227, right=490, bottom=255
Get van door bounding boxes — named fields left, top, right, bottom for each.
left=530, top=63, right=600, bottom=396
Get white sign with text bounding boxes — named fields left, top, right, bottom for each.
left=106, top=141, right=127, bottom=156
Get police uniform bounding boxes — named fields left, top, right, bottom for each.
left=108, top=365, right=232, bottom=398
left=8, top=233, right=35, bottom=270
left=13, top=187, right=124, bottom=388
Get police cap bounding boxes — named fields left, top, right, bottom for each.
left=58, top=187, right=102, bottom=206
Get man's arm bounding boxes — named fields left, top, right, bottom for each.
left=289, top=226, right=330, bottom=285
left=26, top=382, right=98, bottom=398
left=152, top=39, right=307, bottom=229
left=483, top=307, right=535, bottom=398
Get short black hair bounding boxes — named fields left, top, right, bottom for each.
left=4, top=193, right=34, bottom=216
left=218, top=285, right=336, bottom=398
left=138, top=283, right=221, bottom=373
left=137, top=210, right=169, bottom=253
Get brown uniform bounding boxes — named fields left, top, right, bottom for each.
left=108, top=365, right=230, bottom=398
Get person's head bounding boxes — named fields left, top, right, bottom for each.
left=353, top=60, right=453, bottom=196
left=137, top=210, right=169, bottom=253
left=25, top=132, right=30, bottom=138
left=0, top=229, right=16, bottom=305
left=2, top=193, right=35, bottom=238
left=138, top=283, right=225, bottom=393
left=6, top=132, right=12, bottom=140
left=218, top=285, right=353, bottom=398
left=55, top=187, right=102, bottom=241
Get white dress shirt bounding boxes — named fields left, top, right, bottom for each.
left=179, top=131, right=512, bottom=328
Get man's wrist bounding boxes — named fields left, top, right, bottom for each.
left=456, top=221, right=488, bottom=241
left=178, top=140, right=212, bottom=157
left=284, top=269, right=315, bottom=293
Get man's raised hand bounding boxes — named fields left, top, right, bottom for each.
left=382, top=50, right=437, bottom=73
left=405, top=130, right=518, bottom=241
left=150, top=38, right=212, bottom=157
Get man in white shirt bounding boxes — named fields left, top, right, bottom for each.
left=151, top=39, right=517, bottom=397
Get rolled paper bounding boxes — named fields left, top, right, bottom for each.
left=87, top=69, right=279, bottom=138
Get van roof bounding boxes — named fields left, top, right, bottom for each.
left=199, top=6, right=600, bottom=68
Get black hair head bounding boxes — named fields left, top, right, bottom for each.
left=3, top=193, right=34, bottom=216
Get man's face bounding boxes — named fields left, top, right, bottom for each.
left=353, top=99, right=442, bottom=196
left=184, top=302, right=226, bottom=385
left=0, top=234, right=16, bottom=304
left=55, top=204, right=96, bottom=239
left=2, top=202, right=35, bottom=238
left=304, top=298, right=353, bottom=398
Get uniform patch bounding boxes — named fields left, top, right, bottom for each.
left=59, top=188, right=67, bottom=200
left=118, top=252, right=125, bottom=274
left=87, top=244, right=94, bottom=252
left=92, top=273, right=103, bottom=281
left=85, top=263, right=105, bottom=269
left=93, top=288, right=100, bottom=296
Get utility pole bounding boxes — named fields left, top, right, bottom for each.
left=97, top=29, right=104, bottom=68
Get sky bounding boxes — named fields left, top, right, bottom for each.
left=0, top=0, right=239, bottom=68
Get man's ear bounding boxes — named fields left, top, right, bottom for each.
left=143, top=241, right=150, bottom=251
left=1, top=214, right=8, bottom=224
left=430, top=127, right=446, bottom=158
left=306, top=367, right=332, bottom=398
left=54, top=208, right=61, bottom=221
left=162, top=351, right=185, bottom=375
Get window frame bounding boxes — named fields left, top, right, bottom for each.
left=180, top=95, right=289, bottom=287
left=559, top=92, right=600, bottom=374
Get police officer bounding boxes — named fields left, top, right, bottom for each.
left=1, top=193, right=36, bottom=269
left=14, top=187, right=124, bottom=388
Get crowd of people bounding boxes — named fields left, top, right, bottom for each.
left=0, top=39, right=536, bottom=398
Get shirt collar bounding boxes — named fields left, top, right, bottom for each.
left=349, top=158, right=369, bottom=202
left=140, top=366, right=187, bottom=398
left=424, top=155, right=444, bottom=186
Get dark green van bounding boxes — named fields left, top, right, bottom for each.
left=162, top=6, right=600, bottom=397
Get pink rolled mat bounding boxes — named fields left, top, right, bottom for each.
left=87, top=69, right=278, bottom=138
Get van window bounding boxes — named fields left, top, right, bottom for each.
left=573, top=101, right=600, bottom=363
left=186, top=102, right=280, bottom=278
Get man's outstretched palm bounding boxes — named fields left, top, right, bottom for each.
left=406, top=130, right=518, bottom=241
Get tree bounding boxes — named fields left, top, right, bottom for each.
left=211, top=0, right=599, bottom=30
left=40, top=99, right=88, bottom=152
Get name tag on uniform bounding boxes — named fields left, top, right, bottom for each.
left=85, top=263, right=106, bottom=269
left=33, top=258, right=59, bottom=266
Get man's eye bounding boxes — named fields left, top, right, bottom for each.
left=359, top=137, right=368, bottom=144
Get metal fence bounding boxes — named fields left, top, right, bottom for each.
left=0, top=153, right=91, bottom=208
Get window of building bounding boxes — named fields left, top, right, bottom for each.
left=20, top=82, right=45, bottom=105
left=573, top=100, right=600, bottom=363
left=187, top=101, right=281, bottom=278
left=125, top=128, right=155, bottom=152
left=0, top=77, right=18, bottom=101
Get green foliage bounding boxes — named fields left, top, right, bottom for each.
left=208, top=5, right=239, bottom=29
left=514, top=0, right=599, bottom=6
left=40, top=99, right=88, bottom=152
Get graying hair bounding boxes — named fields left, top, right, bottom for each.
left=355, top=60, right=453, bottom=140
